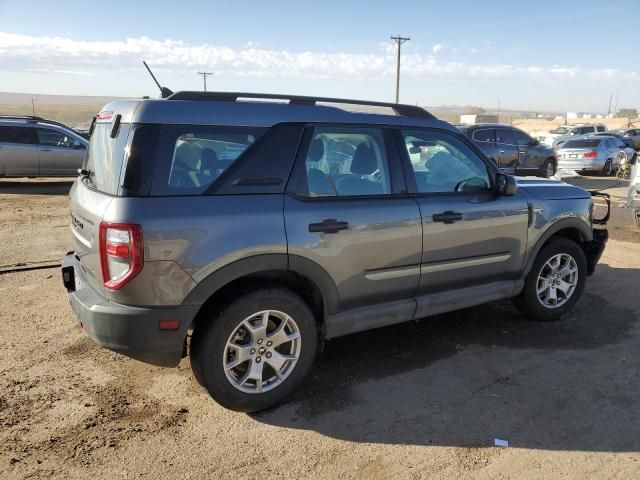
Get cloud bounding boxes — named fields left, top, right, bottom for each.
left=0, top=32, right=636, bottom=83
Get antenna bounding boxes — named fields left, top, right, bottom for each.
left=142, top=61, right=174, bottom=99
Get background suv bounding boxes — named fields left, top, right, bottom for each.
left=461, top=124, right=557, bottom=178
left=538, top=123, right=607, bottom=148
left=62, top=93, right=608, bottom=412
left=0, top=116, right=88, bottom=176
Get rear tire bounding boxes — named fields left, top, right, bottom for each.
left=190, top=287, right=318, bottom=412
left=543, top=159, right=556, bottom=178
left=513, top=238, right=587, bottom=321
left=602, top=159, right=613, bottom=177
left=634, top=210, right=640, bottom=230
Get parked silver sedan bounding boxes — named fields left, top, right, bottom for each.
left=556, top=136, right=628, bottom=176
left=0, top=116, right=88, bottom=177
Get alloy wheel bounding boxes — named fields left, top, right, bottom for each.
left=223, top=310, right=301, bottom=394
left=536, top=253, right=578, bottom=309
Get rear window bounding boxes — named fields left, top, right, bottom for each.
left=84, top=123, right=131, bottom=195
left=561, top=139, right=601, bottom=149
left=151, top=125, right=266, bottom=196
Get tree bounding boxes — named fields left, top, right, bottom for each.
left=465, top=106, right=486, bottom=115
left=616, top=108, right=638, bottom=119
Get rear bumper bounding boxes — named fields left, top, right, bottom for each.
left=557, top=159, right=604, bottom=171
left=61, top=252, right=200, bottom=367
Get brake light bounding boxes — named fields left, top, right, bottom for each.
left=99, top=222, right=143, bottom=290
left=584, top=150, right=597, bottom=158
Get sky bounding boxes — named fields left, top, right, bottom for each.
left=0, top=0, right=638, bottom=112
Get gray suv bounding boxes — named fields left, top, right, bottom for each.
left=0, top=116, right=88, bottom=176
left=61, top=92, right=609, bottom=412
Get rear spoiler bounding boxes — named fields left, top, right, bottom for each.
left=589, top=191, right=610, bottom=225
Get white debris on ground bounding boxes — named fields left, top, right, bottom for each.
left=552, top=168, right=580, bottom=180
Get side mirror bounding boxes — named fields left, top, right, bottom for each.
left=496, top=173, right=518, bottom=196
left=73, top=142, right=86, bottom=149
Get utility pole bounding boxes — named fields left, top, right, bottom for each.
left=607, top=92, right=613, bottom=116
left=613, top=92, right=620, bottom=117
left=390, top=35, right=410, bottom=103
left=31, top=98, right=36, bottom=116
left=197, top=71, right=213, bottom=92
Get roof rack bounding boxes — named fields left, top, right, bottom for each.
left=0, top=115, right=83, bottom=135
left=166, top=91, right=436, bottom=119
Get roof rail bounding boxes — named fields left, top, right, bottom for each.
left=166, top=91, right=436, bottom=119
left=0, top=115, right=83, bottom=135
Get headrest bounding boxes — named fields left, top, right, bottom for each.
left=308, top=139, right=324, bottom=163
left=200, top=148, right=219, bottom=171
left=351, top=143, right=377, bottom=175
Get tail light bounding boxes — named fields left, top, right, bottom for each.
left=584, top=150, right=597, bottom=158
left=99, top=222, right=143, bottom=290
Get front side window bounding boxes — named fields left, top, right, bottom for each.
left=36, top=128, right=75, bottom=147
left=299, top=127, right=391, bottom=197
left=401, top=130, right=491, bottom=194
left=596, top=126, right=605, bottom=132
left=496, top=128, right=515, bottom=145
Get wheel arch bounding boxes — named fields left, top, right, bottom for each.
left=183, top=254, right=339, bottom=334
left=523, top=219, right=592, bottom=277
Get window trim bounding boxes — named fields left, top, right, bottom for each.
left=393, top=126, right=498, bottom=197
left=286, top=123, right=407, bottom=201
left=471, top=128, right=496, bottom=143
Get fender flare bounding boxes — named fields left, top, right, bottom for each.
left=181, top=253, right=340, bottom=315
left=523, top=217, right=593, bottom=277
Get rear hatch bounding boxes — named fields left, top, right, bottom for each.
left=70, top=105, right=136, bottom=292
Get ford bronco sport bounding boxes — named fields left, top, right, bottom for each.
left=62, top=92, right=609, bottom=412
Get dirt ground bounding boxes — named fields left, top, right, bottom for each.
left=0, top=176, right=639, bottom=480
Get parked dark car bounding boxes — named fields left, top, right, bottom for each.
left=460, top=124, right=557, bottom=178
left=592, top=130, right=639, bottom=151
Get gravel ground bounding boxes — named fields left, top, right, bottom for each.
left=0, top=176, right=639, bottom=479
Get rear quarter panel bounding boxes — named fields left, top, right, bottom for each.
left=101, top=194, right=287, bottom=306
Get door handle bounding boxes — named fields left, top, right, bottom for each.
left=40, top=148, right=52, bottom=152
left=308, top=218, right=349, bottom=234
left=433, top=211, right=463, bottom=224
left=499, top=150, right=505, bottom=153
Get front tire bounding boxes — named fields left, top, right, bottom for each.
left=190, top=287, right=318, bottom=412
left=513, top=238, right=587, bottom=321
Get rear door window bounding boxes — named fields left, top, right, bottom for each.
left=84, top=122, right=131, bottom=195
left=0, top=126, right=37, bottom=144
left=513, top=130, right=532, bottom=146
left=36, top=128, right=76, bottom=147
left=472, top=129, right=496, bottom=142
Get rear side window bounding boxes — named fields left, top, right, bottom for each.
left=513, top=130, right=532, bottom=146
left=496, top=128, right=515, bottom=145
left=151, top=125, right=266, bottom=196
left=0, top=126, right=37, bottom=144
left=596, top=126, right=606, bottom=132
left=36, top=128, right=76, bottom=147
left=561, top=139, right=600, bottom=148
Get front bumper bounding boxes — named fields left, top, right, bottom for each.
left=61, top=252, right=200, bottom=367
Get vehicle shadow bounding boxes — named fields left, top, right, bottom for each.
left=253, top=263, right=640, bottom=452
left=563, top=175, right=627, bottom=192
left=0, top=179, right=74, bottom=195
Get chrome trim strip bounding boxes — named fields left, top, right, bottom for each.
left=365, top=265, right=420, bottom=281
left=422, top=253, right=511, bottom=274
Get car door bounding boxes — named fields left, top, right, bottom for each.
left=36, top=127, right=86, bottom=176
left=470, top=127, right=498, bottom=164
left=512, top=128, right=543, bottom=175
left=395, top=128, right=529, bottom=315
left=284, top=125, right=423, bottom=316
left=0, top=125, right=39, bottom=176
left=495, top=128, right=519, bottom=173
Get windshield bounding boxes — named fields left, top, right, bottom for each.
left=551, top=127, right=571, bottom=134
left=561, top=139, right=601, bottom=149
left=84, top=123, right=131, bottom=195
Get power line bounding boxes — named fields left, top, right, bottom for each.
left=390, top=35, right=410, bottom=103
left=197, top=71, right=213, bottom=92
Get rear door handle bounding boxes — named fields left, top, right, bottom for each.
left=433, top=211, right=463, bottom=224
left=40, top=148, right=52, bottom=152
left=308, top=218, right=349, bottom=234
